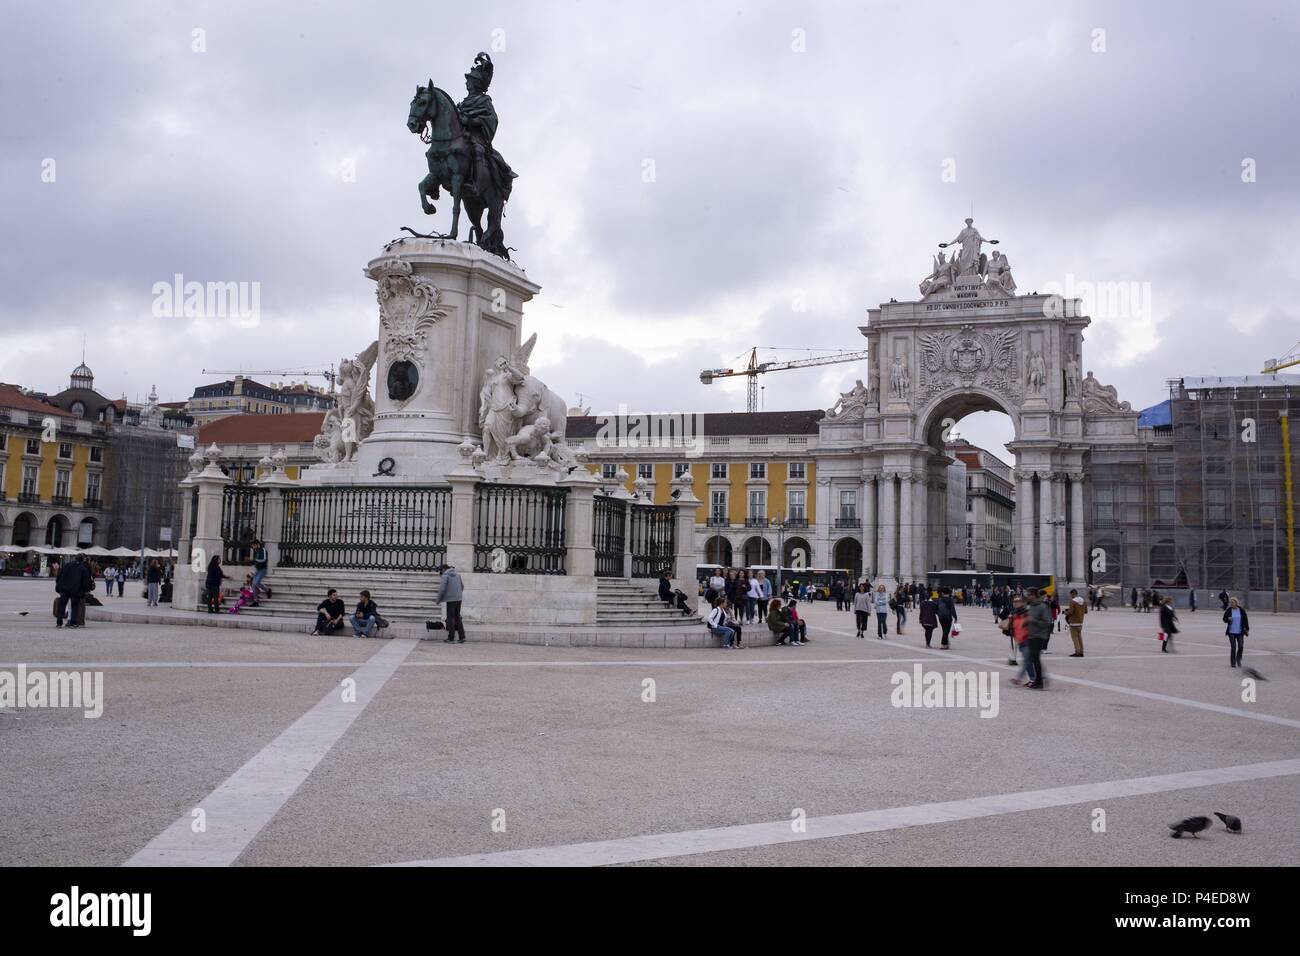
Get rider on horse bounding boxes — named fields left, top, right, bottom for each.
left=457, top=53, right=516, bottom=202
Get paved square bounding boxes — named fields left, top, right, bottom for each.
left=2, top=579, right=1297, bottom=866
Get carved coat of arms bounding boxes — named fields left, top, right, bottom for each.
left=917, top=324, right=1020, bottom=403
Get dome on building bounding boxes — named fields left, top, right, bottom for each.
left=70, top=361, right=94, bottom=390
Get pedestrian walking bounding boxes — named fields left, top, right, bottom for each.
left=116, top=566, right=125, bottom=597
left=852, top=582, right=872, bottom=638
left=873, top=584, right=890, bottom=638
left=919, top=591, right=938, bottom=647
left=1131, top=586, right=1139, bottom=610
left=436, top=564, right=467, bottom=643
left=1189, top=589, right=1197, bottom=612
left=1222, top=597, right=1248, bottom=668
left=1158, top=595, right=1179, bottom=653
left=204, top=555, right=226, bottom=613
left=936, top=587, right=958, bottom=648
left=892, top=586, right=907, bottom=634
left=1065, top=588, right=1087, bottom=657
left=103, top=564, right=116, bottom=597
left=1022, top=588, right=1052, bottom=688
left=1007, top=593, right=1031, bottom=683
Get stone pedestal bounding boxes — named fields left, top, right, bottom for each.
left=341, top=239, right=541, bottom=483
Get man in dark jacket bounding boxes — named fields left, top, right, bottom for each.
left=1023, top=588, right=1053, bottom=688
left=936, top=587, right=958, bottom=648
left=1222, top=597, right=1248, bottom=667
left=55, top=556, right=92, bottom=628
left=435, top=565, right=466, bottom=643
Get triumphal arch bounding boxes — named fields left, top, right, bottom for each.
left=816, top=219, right=1141, bottom=589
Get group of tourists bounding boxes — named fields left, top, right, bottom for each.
left=306, top=563, right=466, bottom=641
left=48, top=554, right=174, bottom=626
left=701, top=569, right=775, bottom=624
left=705, top=593, right=809, bottom=647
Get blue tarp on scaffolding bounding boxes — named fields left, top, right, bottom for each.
left=1137, top=399, right=1172, bottom=428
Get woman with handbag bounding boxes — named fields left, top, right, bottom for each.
left=204, top=555, right=227, bottom=614
left=1158, top=596, right=1179, bottom=653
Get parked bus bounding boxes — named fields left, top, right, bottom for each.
left=925, top=570, right=1055, bottom=599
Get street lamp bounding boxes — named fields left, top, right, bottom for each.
left=1047, top=515, right=1067, bottom=585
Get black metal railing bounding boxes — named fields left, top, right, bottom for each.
left=279, top=485, right=451, bottom=570
left=18, top=492, right=40, bottom=504
left=706, top=515, right=729, bottom=527
left=745, top=516, right=769, bottom=528
left=784, top=517, right=809, bottom=528
left=629, top=503, right=676, bottom=578
left=52, top=495, right=72, bottom=507
left=834, top=517, right=860, bottom=529
left=473, top=484, right=568, bottom=574
left=593, top=494, right=627, bottom=577
left=83, top=496, right=103, bottom=509
left=221, top=485, right=267, bottom=565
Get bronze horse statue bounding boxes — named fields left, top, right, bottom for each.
left=406, top=81, right=514, bottom=258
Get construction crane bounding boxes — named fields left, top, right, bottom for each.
left=1262, top=340, right=1300, bottom=374
left=700, top=347, right=871, bottom=412
left=201, top=367, right=338, bottom=394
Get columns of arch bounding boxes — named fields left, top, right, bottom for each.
left=1014, top=466, right=1088, bottom=585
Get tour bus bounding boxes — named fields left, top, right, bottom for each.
left=925, top=570, right=1055, bottom=599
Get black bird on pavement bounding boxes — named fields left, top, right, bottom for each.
left=1242, top=667, right=1268, bottom=682
left=1169, top=816, right=1212, bottom=838
left=1214, top=812, right=1243, bottom=834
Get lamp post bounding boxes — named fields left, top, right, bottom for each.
left=1047, top=514, right=1067, bottom=589
left=1118, top=529, right=1127, bottom=605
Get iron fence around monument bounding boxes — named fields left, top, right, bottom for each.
left=592, top=493, right=627, bottom=577
left=628, top=503, right=676, bottom=579
left=277, top=485, right=451, bottom=571
left=473, top=484, right=568, bottom=575
left=220, top=485, right=266, bottom=565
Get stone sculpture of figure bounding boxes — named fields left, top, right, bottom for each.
left=985, top=250, right=1017, bottom=295
left=506, top=414, right=553, bottom=463
left=315, top=340, right=378, bottom=463
left=1065, top=357, right=1081, bottom=398
left=1082, top=370, right=1132, bottom=413
left=827, top=379, right=871, bottom=419
left=479, top=354, right=528, bottom=462
left=1026, top=351, right=1047, bottom=395
left=939, top=217, right=997, bottom=276
left=890, top=356, right=910, bottom=399
left=919, top=251, right=956, bottom=296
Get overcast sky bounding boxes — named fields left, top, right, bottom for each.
left=3, top=0, right=1298, bottom=462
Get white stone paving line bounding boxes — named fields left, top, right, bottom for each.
left=0, top=651, right=1233, bottom=669
left=821, top=624, right=1300, bottom=730
left=391, top=758, right=1300, bottom=867
left=122, top=637, right=420, bottom=867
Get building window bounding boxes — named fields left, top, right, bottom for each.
left=674, top=462, right=690, bottom=478
left=26, top=438, right=40, bottom=455
left=58, top=442, right=72, bottom=459
left=749, top=462, right=766, bottom=480
left=1157, top=487, right=1176, bottom=524
left=601, top=463, right=618, bottom=480
left=1156, top=458, right=1175, bottom=476
left=711, top=462, right=728, bottom=480
left=637, top=463, right=653, bottom=480
left=1204, top=457, right=1227, bottom=476
left=710, top=489, right=728, bottom=522
left=89, top=446, right=103, bottom=463
left=788, top=462, right=806, bottom=480
left=966, top=497, right=973, bottom=512
left=21, top=465, right=38, bottom=495
left=1258, top=487, right=1278, bottom=523
left=87, top=472, right=102, bottom=501
left=788, top=489, right=806, bottom=520
left=55, top=468, right=70, bottom=498
left=1094, top=487, right=1114, bottom=524
left=0, top=434, right=5, bottom=450
left=839, top=490, right=857, bottom=520
left=748, top=489, right=767, bottom=518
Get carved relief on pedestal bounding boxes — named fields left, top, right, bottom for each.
left=368, top=257, right=449, bottom=409
left=917, top=324, right=1021, bottom=404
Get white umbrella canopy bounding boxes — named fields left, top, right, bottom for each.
left=107, top=546, right=141, bottom=557
left=0, top=544, right=34, bottom=553
left=79, top=546, right=115, bottom=557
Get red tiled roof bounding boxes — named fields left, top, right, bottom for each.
left=199, top=412, right=326, bottom=445
left=0, top=383, right=72, bottom=417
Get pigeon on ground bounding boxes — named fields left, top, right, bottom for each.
left=1214, top=812, right=1243, bottom=834
left=13, top=611, right=28, bottom=616
left=1169, top=816, right=1212, bottom=838
left=1242, top=667, right=1268, bottom=682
